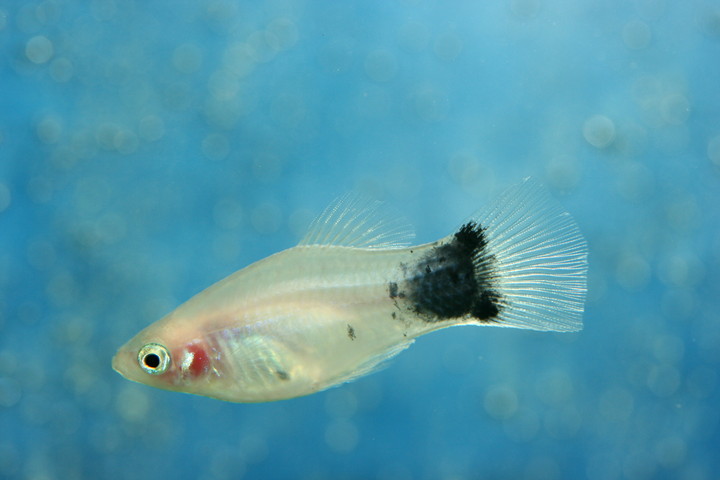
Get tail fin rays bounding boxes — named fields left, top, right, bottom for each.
left=471, top=178, right=588, bottom=332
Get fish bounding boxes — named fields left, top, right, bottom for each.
left=112, top=179, right=588, bottom=402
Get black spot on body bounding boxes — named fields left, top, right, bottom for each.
left=275, top=369, right=290, bottom=381
left=388, top=281, right=405, bottom=299
left=404, top=222, right=501, bottom=322
left=347, top=324, right=356, bottom=340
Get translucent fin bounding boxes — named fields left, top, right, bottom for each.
left=472, top=178, right=588, bottom=332
left=299, top=193, right=415, bottom=249
left=325, top=340, right=414, bottom=388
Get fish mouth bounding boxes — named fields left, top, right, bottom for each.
left=111, top=353, right=123, bottom=375
left=111, top=348, right=132, bottom=378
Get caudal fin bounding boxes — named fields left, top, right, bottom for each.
left=470, top=178, right=588, bottom=332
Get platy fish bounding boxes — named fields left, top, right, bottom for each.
left=113, top=179, right=588, bottom=402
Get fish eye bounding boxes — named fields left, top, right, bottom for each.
left=138, top=343, right=171, bottom=375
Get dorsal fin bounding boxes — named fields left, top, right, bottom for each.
left=298, top=193, right=415, bottom=249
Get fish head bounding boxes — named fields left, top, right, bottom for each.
left=112, top=312, right=217, bottom=395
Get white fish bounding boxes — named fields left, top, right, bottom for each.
left=112, top=179, right=588, bottom=402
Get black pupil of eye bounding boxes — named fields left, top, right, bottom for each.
left=144, top=353, right=161, bottom=369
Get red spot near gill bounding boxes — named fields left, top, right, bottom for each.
left=186, top=343, right=210, bottom=377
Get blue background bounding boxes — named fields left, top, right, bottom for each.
left=1, top=1, right=719, bottom=479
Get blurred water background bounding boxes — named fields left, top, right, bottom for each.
left=1, top=0, right=720, bottom=479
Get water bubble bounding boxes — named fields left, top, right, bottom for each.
left=22, top=393, right=52, bottom=425
left=58, top=317, right=94, bottom=346
left=525, top=456, right=561, bottom=480
left=583, top=115, right=615, bottom=148
left=320, top=39, right=354, bottom=74
left=201, top=133, right=230, bottom=161
left=652, top=335, right=684, bottom=365
left=266, top=18, right=298, bottom=51
left=204, top=0, right=239, bottom=34
left=91, top=0, right=117, bottom=21
left=49, top=57, right=74, bottom=82
left=162, top=82, right=192, bottom=111
left=0, top=183, right=10, bottom=213
left=646, top=364, right=681, bottom=397
left=441, top=344, right=474, bottom=375
left=364, top=49, right=398, bottom=82
left=113, top=129, right=139, bottom=154
left=115, top=385, right=151, bottom=422
left=409, top=87, right=449, bottom=122
left=37, top=2, right=61, bottom=26
left=536, top=369, right=574, bottom=406
left=238, top=434, right=269, bottom=464
left=213, top=198, right=243, bottom=230
left=204, top=96, right=252, bottom=130
left=503, top=407, right=540, bottom=442
left=95, top=123, right=121, bottom=151
left=448, top=152, right=495, bottom=191
left=615, top=162, right=654, bottom=203
left=0, top=377, right=22, bottom=407
left=615, top=254, right=651, bottom=291
left=138, top=115, right=165, bottom=142
left=247, top=30, right=276, bottom=63
left=701, top=8, right=720, bottom=38
left=208, top=69, right=241, bottom=100
left=17, top=5, right=41, bottom=33
left=544, top=405, right=582, bottom=439
left=622, top=451, right=657, bottom=480
left=0, top=442, right=19, bottom=477
left=666, top=195, right=702, bottom=232
left=223, top=42, right=256, bottom=77
left=622, top=20, right=652, bottom=50
left=271, top=93, right=306, bottom=128
left=210, top=447, right=246, bottom=479
left=252, top=153, right=283, bottom=182
left=51, top=402, right=82, bottom=435
left=324, top=419, right=359, bottom=453
left=484, top=384, right=518, bottom=420
left=658, top=252, right=703, bottom=288
left=655, top=436, right=686, bottom=469
left=25, top=35, right=54, bottom=64
left=250, top=202, right=282, bottom=234
left=356, top=85, right=390, bottom=118
left=74, top=176, right=111, bottom=214
left=324, top=390, right=358, bottom=419
left=544, top=154, right=581, bottom=191
left=398, top=21, right=430, bottom=52
left=377, top=463, right=413, bottom=480
left=354, top=379, right=383, bottom=411
left=288, top=207, right=314, bottom=240
left=686, top=366, right=717, bottom=399
left=0, top=351, right=17, bottom=375
left=172, top=43, right=203, bottom=74
left=636, top=0, right=666, bottom=20
left=433, top=32, right=463, bottom=61
left=660, top=93, right=690, bottom=125
left=510, top=0, right=542, bottom=19
left=47, top=270, right=80, bottom=307
left=708, top=134, right=720, bottom=166
left=598, top=387, right=634, bottom=422
left=212, top=232, right=242, bottom=262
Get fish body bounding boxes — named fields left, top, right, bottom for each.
left=113, top=179, right=588, bottom=402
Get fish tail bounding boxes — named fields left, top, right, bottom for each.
left=466, top=178, right=588, bottom=332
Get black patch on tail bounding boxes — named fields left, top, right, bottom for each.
left=405, top=222, right=501, bottom=322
